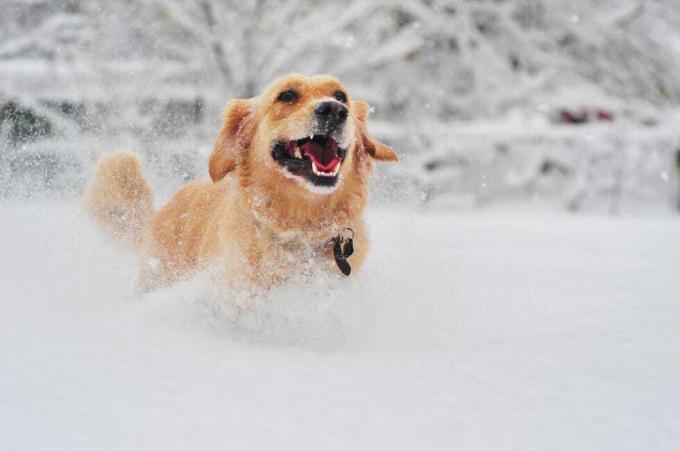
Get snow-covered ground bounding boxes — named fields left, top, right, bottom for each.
left=1, top=201, right=679, bottom=450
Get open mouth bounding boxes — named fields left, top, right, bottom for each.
left=271, top=135, right=347, bottom=187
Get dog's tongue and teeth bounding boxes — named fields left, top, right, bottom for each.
left=287, top=138, right=341, bottom=177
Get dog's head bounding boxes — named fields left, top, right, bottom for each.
left=208, top=74, right=397, bottom=196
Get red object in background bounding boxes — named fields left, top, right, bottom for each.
left=596, top=109, right=614, bottom=121
left=560, top=109, right=588, bottom=124
left=558, top=108, right=614, bottom=124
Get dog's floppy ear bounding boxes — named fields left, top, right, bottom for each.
left=353, top=101, right=398, bottom=162
left=209, top=99, right=254, bottom=182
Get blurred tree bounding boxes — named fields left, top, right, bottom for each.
left=138, top=0, right=423, bottom=98
left=5, top=0, right=680, bottom=122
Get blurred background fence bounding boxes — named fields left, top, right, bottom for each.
left=2, top=0, right=680, bottom=212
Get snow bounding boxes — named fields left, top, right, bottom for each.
left=1, top=200, right=679, bottom=450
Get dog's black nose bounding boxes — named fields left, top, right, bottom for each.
left=315, top=100, right=348, bottom=131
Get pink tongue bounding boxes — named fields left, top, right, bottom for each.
left=301, top=141, right=340, bottom=172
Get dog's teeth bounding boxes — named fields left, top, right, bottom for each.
left=310, top=160, right=340, bottom=177
left=294, top=147, right=302, bottom=159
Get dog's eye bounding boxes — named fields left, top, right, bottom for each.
left=277, top=90, right=299, bottom=103
left=333, top=91, right=347, bottom=103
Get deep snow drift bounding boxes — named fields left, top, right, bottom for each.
left=1, top=201, right=679, bottom=450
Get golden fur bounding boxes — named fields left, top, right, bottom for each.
left=85, top=74, right=397, bottom=290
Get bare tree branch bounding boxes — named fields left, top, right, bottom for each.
left=200, top=0, right=234, bottom=91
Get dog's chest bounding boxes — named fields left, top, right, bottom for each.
left=251, top=226, right=335, bottom=280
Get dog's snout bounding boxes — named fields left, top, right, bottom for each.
left=315, top=101, right=348, bottom=131
left=315, top=101, right=348, bottom=119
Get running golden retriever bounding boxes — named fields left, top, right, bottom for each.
left=85, top=74, right=397, bottom=290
